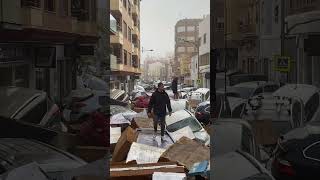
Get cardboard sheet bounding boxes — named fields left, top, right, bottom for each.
left=152, top=172, right=186, bottom=180
left=126, top=142, right=166, bottom=164
left=160, top=137, right=210, bottom=170
left=112, top=127, right=138, bottom=162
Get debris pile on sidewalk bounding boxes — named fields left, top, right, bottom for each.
left=109, top=125, right=210, bottom=179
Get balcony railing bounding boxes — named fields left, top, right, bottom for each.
left=21, top=0, right=41, bottom=8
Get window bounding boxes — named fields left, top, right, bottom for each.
left=123, top=0, right=127, bottom=9
left=199, top=37, right=201, bottom=45
left=124, top=50, right=128, bottom=65
left=91, top=0, right=96, bottom=21
left=177, top=47, right=185, bottom=53
left=203, top=33, right=207, bottom=44
left=261, top=1, right=264, bottom=24
left=187, top=26, right=195, bottom=32
left=128, top=28, right=132, bottom=42
left=20, top=99, right=47, bottom=124
left=128, top=1, right=132, bottom=16
left=59, top=0, right=68, bottom=16
left=274, top=5, right=279, bottom=23
left=44, top=0, right=55, bottom=12
left=123, top=21, right=127, bottom=39
left=71, top=0, right=89, bottom=21
left=129, top=53, right=132, bottom=66
left=187, top=47, right=194, bottom=52
left=177, top=26, right=185, bottom=32
left=21, top=0, right=40, bottom=8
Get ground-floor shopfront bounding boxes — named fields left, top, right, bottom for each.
left=110, top=72, right=140, bottom=93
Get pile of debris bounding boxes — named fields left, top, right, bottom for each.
left=110, top=119, right=210, bottom=180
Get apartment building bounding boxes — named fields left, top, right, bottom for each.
left=174, top=18, right=202, bottom=85
left=238, top=0, right=260, bottom=74
left=212, top=0, right=225, bottom=70
left=110, top=0, right=141, bottom=92
left=198, top=15, right=210, bottom=88
left=0, top=0, right=98, bottom=102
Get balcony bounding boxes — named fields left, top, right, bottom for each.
left=111, top=54, right=120, bottom=71
left=111, top=0, right=123, bottom=16
left=132, top=5, right=139, bottom=16
left=118, top=64, right=135, bottom=73
left=0, top=1, right=97, bottom=37
left=132, top=25, right=139, bottom=37
left=133, top=45, right=139, bottom=56
left=111, top=31, right=124, bottom=45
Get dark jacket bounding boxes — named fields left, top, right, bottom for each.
left=172, top=80, right=178, bottom=92
left=147, top=89, right=172, bottom=117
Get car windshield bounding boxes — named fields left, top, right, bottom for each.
left=167, top=116, right=202, bottom=132
left=232, top=87, right=255, bottom=99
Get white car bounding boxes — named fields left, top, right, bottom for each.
left=192, top=88, right=210, bottom=101
left=165, top=110, right=210, bottom=146
left=0, top=86, right=67, bottom=132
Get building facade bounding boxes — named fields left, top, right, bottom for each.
left=174, top=18, right=202, bottom=85
left=199, top=14, right=210, bottom=88
left=285, top=0, right=320, bottom=86
left=110, top=0, right=141, bottom=92
left=0, top=0, right=98, bottom=102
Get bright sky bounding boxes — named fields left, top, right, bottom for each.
left=140, top=0, right=210, bottom=63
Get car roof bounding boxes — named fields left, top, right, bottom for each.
left=273, top=84, right=319, bottom=105
left=212, top=151, right=263, bottom=180
left=0, top=138, right=86, bottom=173
left=166, top=110, right=191, bottom=126
left=195, top=88, right=210, bottom=94
left=0, top=86, right=46, bottom=118
left=233, top=81, right=268, bottom=88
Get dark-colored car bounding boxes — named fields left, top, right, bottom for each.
left=270, top=123, right=320, bottom=180
left=196, top=95, right=246, bottom=125
left=212, top=150, right=275, bottom=180
left=195, top=101, right=210, bottom=125
left=0, top=138, right=86, bottom=179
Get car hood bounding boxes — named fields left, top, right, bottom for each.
left=194, top=129, right=210, bottom=146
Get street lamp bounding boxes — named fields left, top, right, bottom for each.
left=178, top=38, right=200, bottom=87
left=142, top=47, right=154, bottom=53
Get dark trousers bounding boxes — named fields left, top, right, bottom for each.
left=153, top=114, right=166, bottom=136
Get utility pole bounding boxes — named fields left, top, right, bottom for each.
left=280, top=0, right=287, bottom=82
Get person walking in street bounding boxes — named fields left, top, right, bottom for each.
left=147, top=82, right=172, bottom=142
left=172, top=77, right=179, bottom=99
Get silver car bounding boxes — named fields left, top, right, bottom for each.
left=165, top=110, right=210, bottom=146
